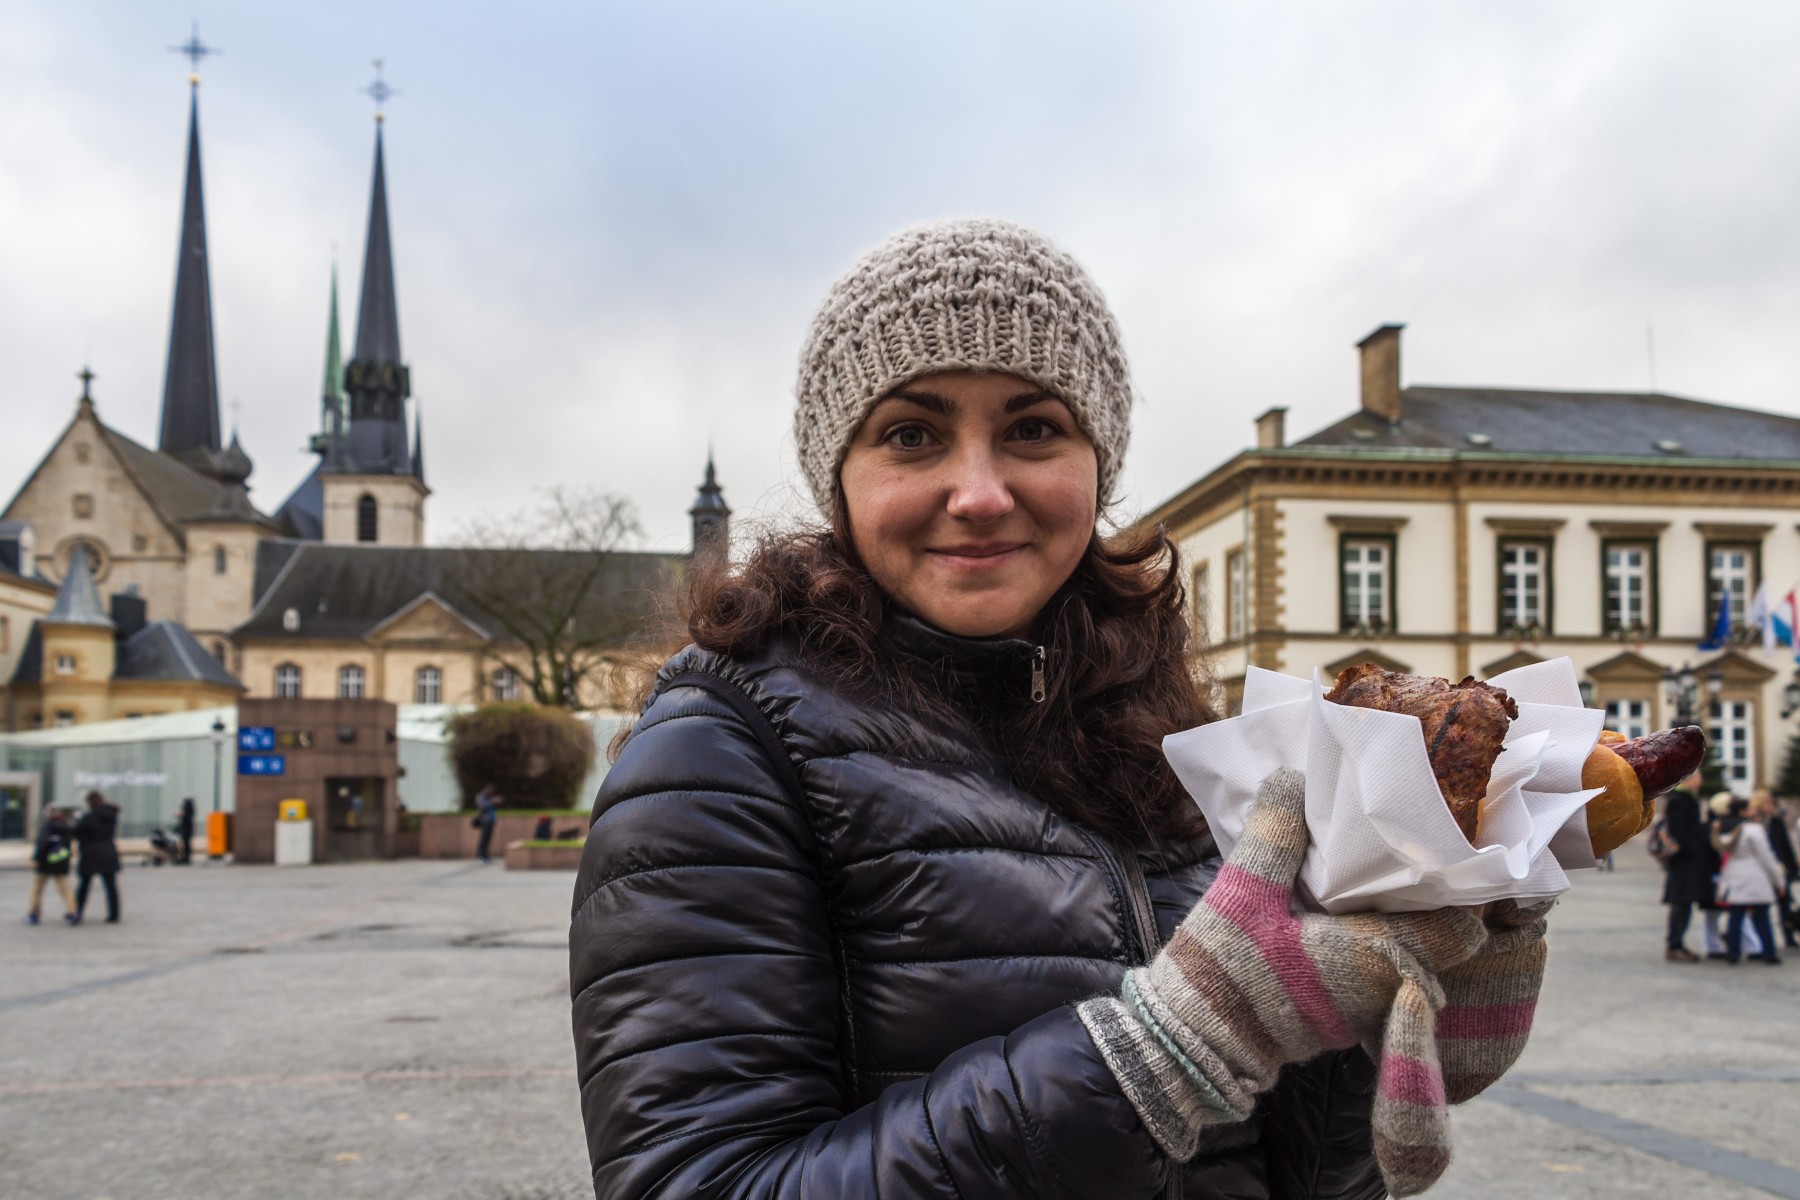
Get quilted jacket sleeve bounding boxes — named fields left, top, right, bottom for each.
left=1258, top=1051, right=1386, bottom=1200
left=569, top=678, right=1171, bottom=1200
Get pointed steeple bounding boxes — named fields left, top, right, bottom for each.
left=353, top=126, right=401, bottom=365
left=690, top=451, right=731, bottom=561
left=411, top=404, right=426, bottom=484
left=307, top=266, right=347, bottom=457
left=337, top=112, right=412, bottom=477
left=48, top=546, right=112, bottom=628
left=157, top=85, right=222, bottom=466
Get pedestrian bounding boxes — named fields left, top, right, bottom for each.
left=175, top=796, right=196, bottom=865
left=1661, top=770, right=1711, bottom=962
left=1715, top=795, right=1785, bottom=965
left=22, top=806, right=76, bottom=925
left=1757, top=789, right=1800, bottom=949
left=1701, top=791, right=1735, bottom=957
left=71, top=790, right=121, bottom=925
left=569, top=219, right=1547, bottom=1199
left=473, top=784, right=500, bottom=865
left=532, top=813, right=553, bottom=841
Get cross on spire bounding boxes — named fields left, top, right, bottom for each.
left=77, top=366, right=94, bottom=401
left=168, top=20, right=220, bottom=86
left=362, top=58, right=398, bottom=122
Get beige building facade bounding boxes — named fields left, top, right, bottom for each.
left=1152, top=325, right=1800, bottom=796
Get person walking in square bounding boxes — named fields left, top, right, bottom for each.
left=1661, top=771, right=1710, bottom=961
left=473, top=783, right=500, bottom=865
left=22, top=806, right=75, bottom=925
left=71, top=790, right=121, bottom=925
left=175, top=796, right=196, bottom=865
left=1716, top=794, right=1785, bottom=964
left=1756, top=788, right=1800, bottom=949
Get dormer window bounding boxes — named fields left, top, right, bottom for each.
left=282, top=607, right=300, bottom=633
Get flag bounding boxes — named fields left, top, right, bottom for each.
left=1750, top=582, right=1774, bottom=652
left=1787, top=589, right=1800, bottom=659
left=1699, top=585, right=1731, bottom=651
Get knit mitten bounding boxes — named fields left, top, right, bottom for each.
left=1077, top=768, right=1489, bottom=1197
left=1434, top=898, right=1551, bottom=1104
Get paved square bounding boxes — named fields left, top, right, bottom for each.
left=2, top=846, right=1797, bottom=1199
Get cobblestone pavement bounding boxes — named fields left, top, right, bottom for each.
left=1, top=846, right=1796, bottom=1199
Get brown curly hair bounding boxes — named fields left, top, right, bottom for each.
left=635, top=496, right=1217, bottom=846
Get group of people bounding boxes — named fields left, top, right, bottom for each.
left=1659, top=776, right=1798, bottom=964
left=22, top=790, right=124, bottom=926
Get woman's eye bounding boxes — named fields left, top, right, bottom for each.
left=1015, top=419, right=1056, bottom=442
left=890, top=426, right=929, bottom=450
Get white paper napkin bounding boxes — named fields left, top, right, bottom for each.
left=1164, top=657, right=1605, bottom=913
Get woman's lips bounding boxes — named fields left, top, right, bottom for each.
left=928, top=543, right=1027, bottom=568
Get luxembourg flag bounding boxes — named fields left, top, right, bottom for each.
left=1784, top=588, right=1800, bottom=658
left=1753, top=581, right=1794, bottom=653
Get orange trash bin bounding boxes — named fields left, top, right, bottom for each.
left=206, top=810, right=232, bottom=858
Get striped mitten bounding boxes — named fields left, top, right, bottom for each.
left=1078, top=768, right=1490, bottom=1197
left=1435, top=898, right=1551, bottom=1103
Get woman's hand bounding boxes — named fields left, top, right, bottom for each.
left=1080, top=768, right=1491, bottom=1196
left=1434, top=898, right=1551, bottom=1108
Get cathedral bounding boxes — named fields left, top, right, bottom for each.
left=0, top=70, right=725, bottom=729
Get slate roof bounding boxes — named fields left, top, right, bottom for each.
left=46, top=548, right=111, bottom=627
left=9, top=620, right=241, bottom=689
left=98, top=421, right=280, bottom=532
left=1293, top=387, right=1800, bottom=461
left=274, top=462, right=324, bottom=540
left=235, top=540, right=683, bottom=642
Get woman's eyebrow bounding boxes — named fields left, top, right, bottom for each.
left=1004, top=390, right=1055, bottom=413
left=882, top=390, right=952, bottom=415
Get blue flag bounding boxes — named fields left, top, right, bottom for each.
left=1699, top=586, right=1732, bottom=651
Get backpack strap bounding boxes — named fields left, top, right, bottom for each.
left=662, top=670, right=807, bottom=808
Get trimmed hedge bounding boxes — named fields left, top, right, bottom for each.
left=445, top=703, right=596, bottom=810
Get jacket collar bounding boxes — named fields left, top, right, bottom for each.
left=883, top=609, right=1041, bottom=695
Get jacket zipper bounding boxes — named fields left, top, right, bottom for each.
left=1091, top=835, right=1181, bottom=1200
left=1029, top=645, right=1046, bottom=703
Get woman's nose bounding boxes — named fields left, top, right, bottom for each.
left=943, top=449, right=1014, bottom=523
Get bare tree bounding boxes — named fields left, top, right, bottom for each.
left=453, top=487, right=659, bottom=709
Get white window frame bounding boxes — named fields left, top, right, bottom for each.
left=1226, top=548, right=1247, bottom=641
left=338, top=664, right=366, bottom=700
left=274, top=664, right=302, bottom=699
left=1499, top=540, right=1547, bottom=631
left=415, top=666, right=442, bottom=705
left=492, top=667, right=520, bottom=702
left=1710, top=698, right=1755, bottom=798
left=1709, top=545, right=1754, bottom=629
left=1604, top=698, right=1652, bottom=741
left=1604, top=544, right=1651, bottom=632
left=54, top=653, right=77, bottom=675
left=1341, top=539, right=1390, bottom=631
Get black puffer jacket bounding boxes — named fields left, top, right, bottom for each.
left=571, top=617, right=1384, bottom=1199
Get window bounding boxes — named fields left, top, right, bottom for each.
left=491, top=667, right=520, bottom=702
left=415, top=666, right=442, bottom=704
left=1190, top=563, right=1210, bottom=632
left=214, top=545, right=227, bottom=575
left=1339, top=536, right=1394, bottom=633
left=54, top=653, right=76, bottom=675
left=1604, top=698, right=1651, bottom=741
left=132, top=534, right=148, bottom=552
left=274, top=664, right=302, bottom=699
left=338, top=664, right=366, bottom=699
left=1497, top=539, right=1551, bottom=635
left=74, top=442, right=91, bottom=464
left=1602, top=541, right=1656, bottom=635
left=72, top=494, right=93, bottom=519
left=1710, top=699, right=1755, bottom=797
left=282, top=607, right=301, bottom=633
left=53, top=711, right=76, bottom=728
left=1706, top=542, right=1758, bottom=635
left=357, top=493, right=378, bottom=543
left=1225, top=548, right=1247, bottom=641
left=212, top=641, right=228, bottom=664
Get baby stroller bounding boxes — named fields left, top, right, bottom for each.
left=144, top=825, right=183, bottom=866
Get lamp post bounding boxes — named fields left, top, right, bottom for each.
left=210, top=716, right=226, bottom=813
left=1662, top=663, right=1724, bottom=729
left=1782, top=668, right=1800, bottom=720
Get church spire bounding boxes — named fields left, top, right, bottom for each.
left=689, top=450, right=730, bottom=561
left=351, top=123, right=401, bottom=365
left=322, top=263, right=344, bottom=429
left=157, top=78, right=222, bottom=465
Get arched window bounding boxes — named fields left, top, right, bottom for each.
left=338, top=664, right=366, bottom=699
left=274, top=663, right=302, bottom=699
left=212, top=640, right=228, bottom=664
left=491, top=666, right=519, bottom=702
left=414, top=666, right=442, bottom=704
left=214, top=545, right=227, bottom=575
left=357, top=493, right=378, bottom=543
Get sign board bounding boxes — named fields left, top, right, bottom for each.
left=238, top=727, right=276, bottom=752
left=277, top=730, right=314, bottom=749
left=238, top=754, right=286, bottom=777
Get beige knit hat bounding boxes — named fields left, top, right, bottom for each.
left=794, top=217, right=1134, bottom=513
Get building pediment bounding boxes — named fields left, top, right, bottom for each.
left=1319, top=647, right=1413, bottom=677
left=1586, top=650, right=1667, bottom=683
left=1695, top=649, right=1779, bottom=687
left=1480, top=650, right=1543, bottom=678
left=365, top=590, right=490, bottom=646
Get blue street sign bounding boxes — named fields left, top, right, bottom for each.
left=238, top=726, right=276, bottom=752
left=237, top=754, right=286, bottom=776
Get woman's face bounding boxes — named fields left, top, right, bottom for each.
left=838, top=370, right=1099, bottom=639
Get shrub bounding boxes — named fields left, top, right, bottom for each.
left=446, top=703, right=596, bottom=810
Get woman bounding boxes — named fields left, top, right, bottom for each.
left=23, top=806, right=75, bottom=925
left=1715, top=794, right=1785, bottom=965
left=570, top=220, right=1547, bottom=1199
left=71, top=790, right=120, bottom=925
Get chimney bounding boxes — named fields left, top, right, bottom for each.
left=1254, top=407, right=1287, bottom=449
left=1357, top=324, right=1404, bottom=424
left=110, top=591, right=147, bottom=642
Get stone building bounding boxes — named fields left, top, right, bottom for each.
left=1147, top=324, right=1800, bottom=796
left=1, top=71, right=724, bottom=727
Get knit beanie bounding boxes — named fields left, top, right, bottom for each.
left=794, top=217, right=1134, bottom=514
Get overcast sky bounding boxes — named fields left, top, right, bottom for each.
left=5, top=2, right=1799, bottom=552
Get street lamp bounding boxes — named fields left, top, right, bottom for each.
left=210, top=716, right=226, bottom=813
left=1782, top=669, right=1800, bottom=720
left=1663, top=664, right=1700, bottom=727
left=1578, top=679, right=1596, bottom=708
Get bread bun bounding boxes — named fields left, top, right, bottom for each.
left=1581, top=742, right=1650, bottom=857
